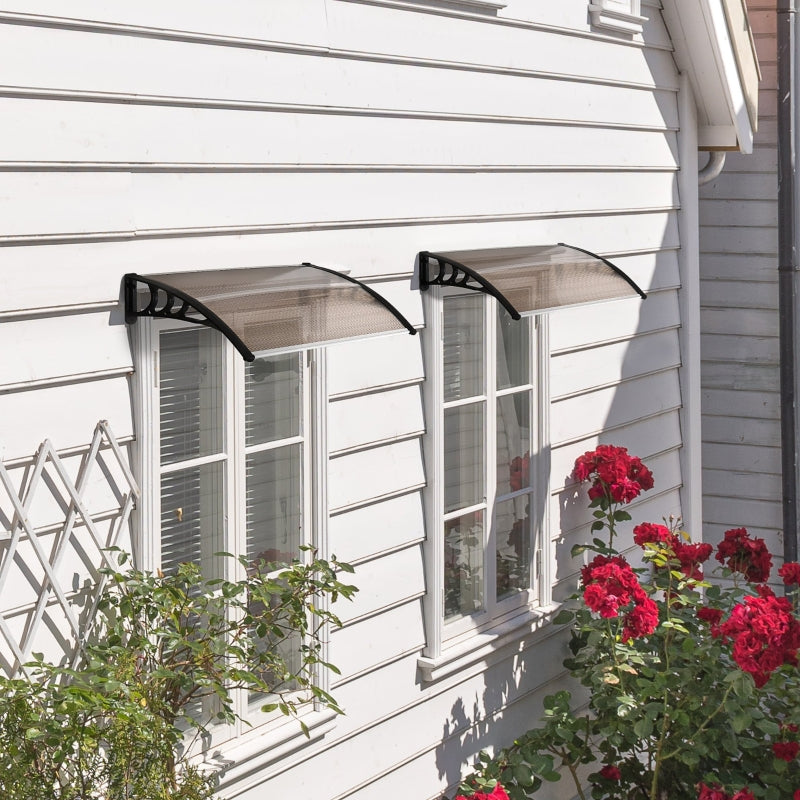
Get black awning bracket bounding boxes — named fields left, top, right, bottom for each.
left=418, top=251, right=522, bottom=319
left=557, top=242, right=647, bottom=300
left=125, top=273, right=256, bottom=361
left=301, top=262, right=417, bottom=335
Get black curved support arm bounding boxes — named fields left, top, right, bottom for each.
left=301, top=262, right=418, bottom=335
left=417, top=251, right=522, bottom=320
left=557, top=242, right=647, bottom=300
left=124, top=273, right=256, bottom=361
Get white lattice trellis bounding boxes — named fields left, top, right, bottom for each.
left=0, top=421, right=139, bottom=677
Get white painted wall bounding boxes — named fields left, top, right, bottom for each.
left=698, top=1, right=782, bottom=571
left=0, top=0, right=690, bottom=797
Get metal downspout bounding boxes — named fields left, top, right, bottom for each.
left=778, top=0, right=799, bottom=566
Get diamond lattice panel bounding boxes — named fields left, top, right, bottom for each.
left=0, top=421, right=139, bottom=677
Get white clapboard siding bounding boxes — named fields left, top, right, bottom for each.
left=703, top=414, right=780, bottom=448
left=334, top=545, right=425, bottom=624
left=1, top=170, right=679, bottom=239
left=702, top=441, right=781, bottom=475
left=0, top=1, right=331, bottom=45
left=0, top=43, right=680, bottom=135
left=550, top=289, right=680, bottom=352
left=702, top=387, right=780, bottom=419
left=329, top=439, right=425, bottom=512
left=0, top=380, right=133, bottom=460
left=701, top=362, right=780, bottom=392
left=700, top=280, right=778, bottom=310
left=329, top=599, right=426, bottom=684
left=0, top=211, right=679, bottom=313
left=0, top=312, right=132, bottom=389
left=329, top=491, right=425, bottom=564
left=703, top=467, right=781, bottom=502
left=550, top=329, right=681, bottom=399
left=328, top=334, right=424, bottom=398
left=329, top=386, right=424, bottom=454
left=551, top=370, right=682, bottom=445
left=0, top=99, right=682, bottom=169
left=700, top=333, right=778, bottom=364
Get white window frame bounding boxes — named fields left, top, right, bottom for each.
left=130, top=317, right=335, bottom=768
left=588, top=0, right=645, bottom=35
left=418, top=286, right=552, bottom=680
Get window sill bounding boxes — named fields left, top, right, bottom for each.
left=334, top=0, right=507, bottom=16
left=417, top=603, right=558, bottom=683
left=204, top=708, right=338, bottom=792
left=588, top=2, right=646, bottom=35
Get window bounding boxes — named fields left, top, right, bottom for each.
left=132, top=319, right=331, bottom=754
left=420, top=286, right=550, bottom=671
left=588, top=0, right=645, bottom=35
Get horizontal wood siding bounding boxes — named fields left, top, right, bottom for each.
left=698, top=1, right=782, bottom=567
left=0, top=0, right=686, bottom=797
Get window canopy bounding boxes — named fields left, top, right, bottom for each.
left=124, top=264, right=417, bottom=362
left=418, top=243, right=646, bottom=319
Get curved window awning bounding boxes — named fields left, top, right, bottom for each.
left=418, top=243, right=646, bottom=319
left=124, top=263, right=417, bottom=362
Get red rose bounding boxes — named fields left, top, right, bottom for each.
left=779, top=562, right=800, bottom=585
left=731, top=790, right=756, bottom=800
left=697, top=606, right=723, bottom=634
left=581, top=555, right=643, bottom=619
left=697, top=783, right=730, bottom=800
left=599, top=765, right=622, bottom=781
left=794, top=790, right=800, bottom=800
left=715, top=527, right=772, bottom=583
left=633, top=522, right=672, bottom=547
left=773, top=741, right=800, bottom=761
left=719, top=594, right=800, bottom=686
left=572, top=446, right=653, bottom=505
left=622, top=597, right=659, bottom=642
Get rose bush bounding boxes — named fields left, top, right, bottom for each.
left=456, top=446, right=800, bottom=800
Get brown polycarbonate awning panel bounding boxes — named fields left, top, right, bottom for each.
left=418, top=243, right=646, bottom=319
left=124, top=264, right=416, bottom=362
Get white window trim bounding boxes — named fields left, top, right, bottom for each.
left=419, top=287, right=551, bottom=677
left=588, top=0, right=646, bottom=35
left=130, top=318, right=334, bottom=758
left=333, top=0, right=507, bottom=16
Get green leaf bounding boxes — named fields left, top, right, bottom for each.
left=552, top=610, right=574, bottom=625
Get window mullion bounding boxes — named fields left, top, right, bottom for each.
left=485, top=298, right=497, bottom=617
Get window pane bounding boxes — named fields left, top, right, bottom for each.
left=496, top=497, right=531, bottom=600
left=159, top=328, right=224, bottom=465
left=245, top=353, right=302, bottom=446
left=497, top=308, right=530, bottom=389
left=247, top=444, right=303, bottom=565
left=444, top=511, right=485, bottom=620
left=496, top=392, right=531, bottom=497
left=444, top=404, right=485, bottom=514
left=160, top=461, right=224, bottom=576
left=443, top=294, right=484, bottom=401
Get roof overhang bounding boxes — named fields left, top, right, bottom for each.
left=661, top=0, right=760, bottom=153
